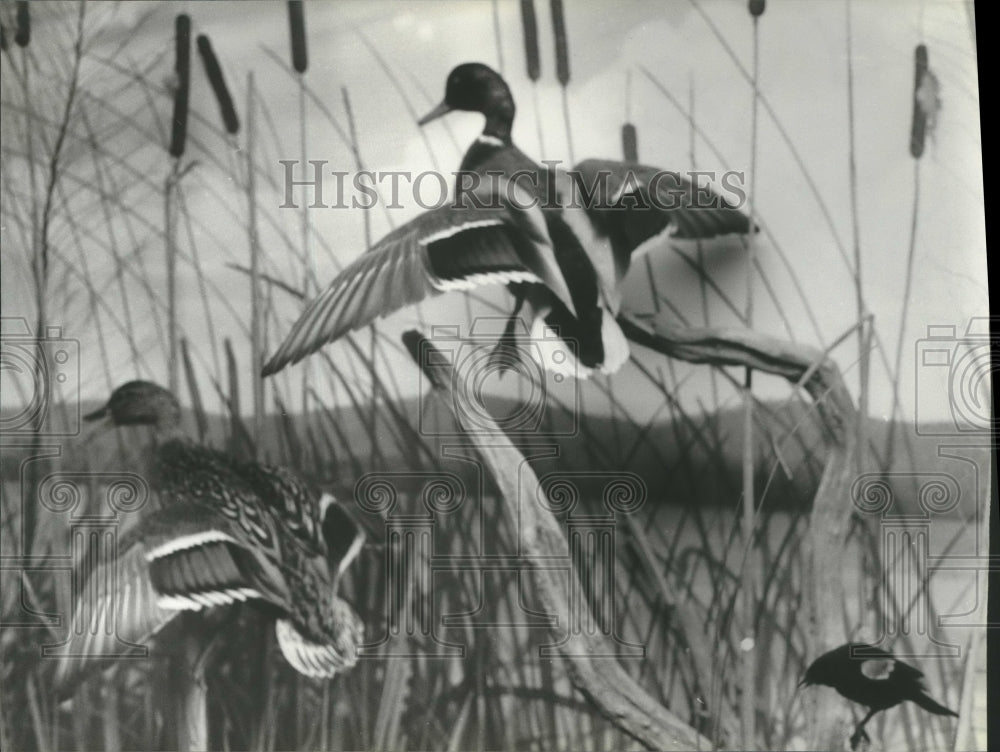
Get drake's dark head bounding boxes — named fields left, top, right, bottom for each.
left=418, top=63, right=514, bottom=141
left=84, top=380, right=181, bottom=431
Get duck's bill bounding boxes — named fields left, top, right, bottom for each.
left=417, top=100, right=452, bottom=126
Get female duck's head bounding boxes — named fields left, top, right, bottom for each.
left=418, top=62, right=514, bottom=140
left=84, top=380, right=182, bottom=433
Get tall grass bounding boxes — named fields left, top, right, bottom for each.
left=0, top=3, right=979, bottom=751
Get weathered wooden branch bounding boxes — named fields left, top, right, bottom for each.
left=404, top=314, right=859, bottom=750
left=403, top=330, right=712, bottom=751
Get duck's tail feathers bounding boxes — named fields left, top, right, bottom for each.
left=911, top=692, right=958, bottom=717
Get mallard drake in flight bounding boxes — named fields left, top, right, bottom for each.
left=263, top=63, right=752, bottom=379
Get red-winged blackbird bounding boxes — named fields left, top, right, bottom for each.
left=799, top=643, right=958, bottom=750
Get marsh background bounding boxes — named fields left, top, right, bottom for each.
left=0, top=1, right=988, bottom=750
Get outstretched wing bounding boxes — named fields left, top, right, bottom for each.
left=262, top=178, right=581, bottom=378
left=53, top=502, right=292, bottom=697
left=263, top=204, right=544, bottom=377
left=570, top=159, right=753, bottom=283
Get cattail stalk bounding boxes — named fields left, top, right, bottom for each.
left=197, top=34, right=239, bottom=134
left=25, top=0, right=86, bottom=554
left=224, top=338, right=246, bottom=459
left=168, top=614, right=209, bottom=752
left=622, top=70, right=638, bottom=162
left=844, top=0, right=868, bottom=476
left=886, top=45, right=931, bottom=465
left=167, top=14, right=191, bottom=396
left=491, top=0, right=504, bottom=74
left=165, top=170, right=178, bottom=396
left=688, top=74, right=720, bottom=407
left=550, top=0, right=574, bottom=162
left=180, top=338, right=209, bottom=443
left=740, top=5, right=764, bottom=749
left=101, top=682, right=122, bottom=752
left=520, top=0, right=546, bottom=154
left=341, top=85, right=378, bottom=470
left=247, top=73, right=263, bottom=454
left=287, top=0, right=311, bottom=439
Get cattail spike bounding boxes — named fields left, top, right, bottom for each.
left=15, top=1, right=30, bottom=47
left=622, top=123, right=638, bottom=163
left=520, top=0, right=541, bottom=82
left=910, top=45, right=929, bottom=158
left=910, top=44, right=940, bottom=159
left=749, top=0, right=766, bottom=17
left=550, top=0, right=570, bottom=86
left=169, top=14, right=192, bottom=158
left=197, top=34, right=240, bottom=134
left=0, top=23, right=8, bottom=52
left=288, top=1, right=308, bottom=74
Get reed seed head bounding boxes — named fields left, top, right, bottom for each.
left=622, top=123, right=638, bottom=163
left=520, top=0, right=541, bottom=82
left=288, top=0, right=308, bottom=74
left=197, top=34, right=240, bottom=135
left=909, top=44, right=941, bottom=159
left=14, top=1, right=29, bottom=47
left=550, top=0, right=570, bottom=86
left=169, top=14, right=192, bottom=158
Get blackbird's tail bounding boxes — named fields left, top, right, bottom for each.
left=911, top=692, right=958, bottom=717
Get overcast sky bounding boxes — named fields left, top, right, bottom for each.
left=1, top=1, right=985, bottom=426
